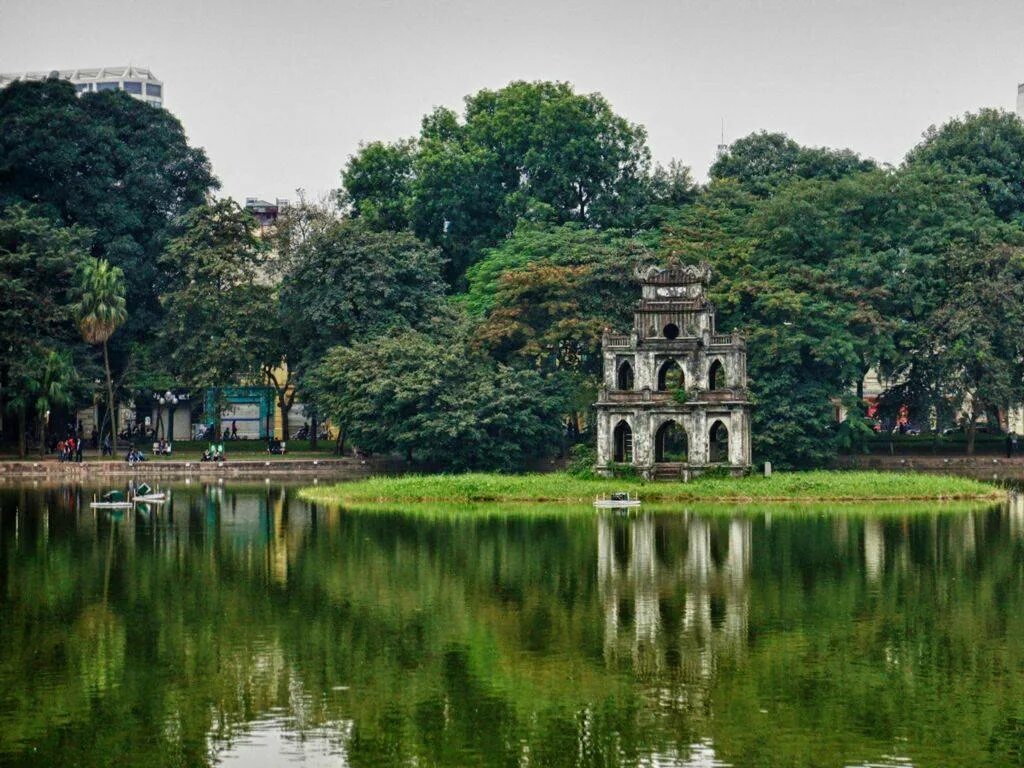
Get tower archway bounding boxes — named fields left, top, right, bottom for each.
left=710, top=420, right=730, bottom=463
left=617, top=361, right=635, bottom=390
left=657, top=360, right=684, bottom=391
left=708, top=359, right=726, bottom=391
left=613, top=420, right=633, bottom=463
left=655, top=420, right=689, bottom=462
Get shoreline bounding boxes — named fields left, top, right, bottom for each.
left=298, top=470, right=1006, bottom=507
left=0, top=457, right=403, bottom=480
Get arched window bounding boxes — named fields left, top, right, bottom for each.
left=655, top=420, right=689, bottom=463
left=663, top=323, right=680, bottom=339
left=657, top=360, right=684, bottom=391
left=710, top=420, right=730, bottom=463
left=613, top=420, right=633, bottom=463
left=708, top=359, right=726, bottom=391
left=617, top=361, right=635, bottom=390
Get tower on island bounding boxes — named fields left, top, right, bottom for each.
left=594, top=261, right=752, bottom=480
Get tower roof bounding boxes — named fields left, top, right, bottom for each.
left=637, top=261, right=711, bottom=286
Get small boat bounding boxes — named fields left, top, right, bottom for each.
left=593, top=491, right=642, bottom=509
left=90, top=490, right=133, bottom=509
left=133, top=483, right=167, bottom=503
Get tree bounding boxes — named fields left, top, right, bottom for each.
left=905, top=108, right=1024, bottom=222
left=307, top=328, right=565, bottom=470
left=0, top=78, right=218, bottom=348
left=341, top=80, right=652, bottom=284
left=279, top=219, right=449, bottom=370
left=158, top=200, right=270, bottom=430
left=466, top=223, right=644, bottom=443
left=0, top=205, right=89, bottom=454
left=34, top=350, right=78, bottom=456
left=710, top=131, right=876, bottom=197
left=339, top=140, right=415, bottom=230
left=885, top=243, right=1024, bottom=454
left=74, top=258, right=127, bottom=451
left=663, top=164, right=1012, bottom=467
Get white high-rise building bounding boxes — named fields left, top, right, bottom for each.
left=1017, top=83, right=1024, bottom=118
left=0, top=66, right=163, bottom=108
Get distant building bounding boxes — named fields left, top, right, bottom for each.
left=1017, top=83, right=1024, bottom=118
left=245, top=198, right=289, bottom=231
left=0, top=66, right=163, bottom=107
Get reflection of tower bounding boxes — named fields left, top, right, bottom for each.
left=723, top=518, right=751, bottom=645
left=597, top=514, right=619, bottom=662
left=632, top=515, right=660, bottom=651
left=864, top=519, right=884, bottom=583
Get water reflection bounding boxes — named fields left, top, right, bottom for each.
left=0, top=484, right=1022, bottom=767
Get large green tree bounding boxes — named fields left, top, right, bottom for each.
left=0, top=78, right=218, bottom=346
left=279, top=219, right=449, bottom=369
left=665, top=165, right=1012, bottom=467
left=0, top=205, right=89, bottom=454
left=883, top=243, right=1024, bottom=454
left=158, top=200, right=270, bottom=400
left=341, top=81, right=651, bottom=284
left=307, top=328, right=565, bottom=470
left=710, top=131, right=876, bottom=197
left=905, top=108, right=1024, bottom=223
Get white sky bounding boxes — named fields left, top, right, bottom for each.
left=3, top=0, right=1024, bottom=203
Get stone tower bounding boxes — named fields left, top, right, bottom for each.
left=595, top=262, right=752, bottom=479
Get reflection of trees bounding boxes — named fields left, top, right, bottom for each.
left=0, top=487, right=1022, bottom=767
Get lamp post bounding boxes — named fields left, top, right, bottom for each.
left=154, top=393, right=166, bottom=440
left=166, top=391, right=184, bottom=442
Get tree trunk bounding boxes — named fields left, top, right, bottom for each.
left=38, top=414, right=46, bottom=457
left=310, top=412, right=318, bottom=450
left=966, top=420, right=977, bottom=455
left=17, top=407, right=26, bottom=459
left=103, top=340, right=117, bottom=455
left=279, top=399, right=290, bottom=443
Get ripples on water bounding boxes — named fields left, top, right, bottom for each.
left=0, top=482, right=1022, bottom=767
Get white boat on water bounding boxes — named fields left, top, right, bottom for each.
left=132, top=483, right=166, bottom=503
left=593, top=492, right=641, bottom=509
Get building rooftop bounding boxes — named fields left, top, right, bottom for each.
left=0, top=66, right=162, bottom=87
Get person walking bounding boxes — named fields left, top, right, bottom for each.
left=75, top=435, right=84, bottom=463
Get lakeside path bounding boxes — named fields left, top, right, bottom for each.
left=0, top=456, right=403, bottom=480
left=298, top=471, right=1006, bottom=507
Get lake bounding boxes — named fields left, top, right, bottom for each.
left=1, top=481, right=1022, bottom=767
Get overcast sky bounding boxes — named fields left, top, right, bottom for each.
left=3, top=0, right=1024, bottom=203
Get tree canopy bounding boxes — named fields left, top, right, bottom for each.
left=0, top=78, right=218, bottom=345
left=341, top=80, right=652, bottom=284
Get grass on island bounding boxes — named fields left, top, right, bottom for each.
left=299, top=470, right=1004, bottom=508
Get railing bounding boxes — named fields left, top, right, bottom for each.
left=709, top=335, right=733, bottom=345
left=604, top=334, right=631, bottom=348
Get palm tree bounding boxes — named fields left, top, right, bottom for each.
left=75, top=258, right=127, bottom=454
left=34, top=350, right=76, bottom=456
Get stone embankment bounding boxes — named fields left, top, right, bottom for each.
left=0, top=457, right=406, bottom=480
left=835, top=454, right=1024, bottom=480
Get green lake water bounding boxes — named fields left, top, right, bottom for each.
left=1, top=481, right=1023, bottom=767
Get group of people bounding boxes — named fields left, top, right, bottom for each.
left=57, top=435, right=85, bottom=463
left=154, top=438, right=172, bottom=455
left=201, top=443, right=227, bottom=462
left=125, top=445, right=147, bottom=464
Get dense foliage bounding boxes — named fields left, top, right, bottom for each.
left=3, top=76, right=1024, bottom=469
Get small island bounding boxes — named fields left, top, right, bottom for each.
left=299, top=470, right=1004, bottom=507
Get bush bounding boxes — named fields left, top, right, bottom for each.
left=566, top=444, right=597, bottom=478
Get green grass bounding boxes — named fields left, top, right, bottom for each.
left=299, top=470, right=1003, bottom=507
